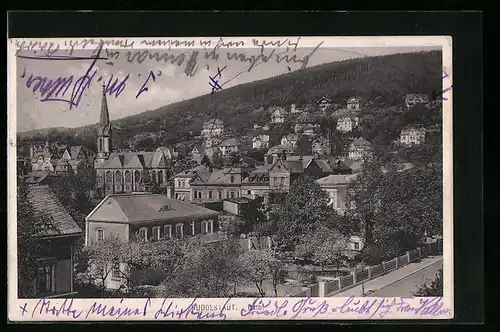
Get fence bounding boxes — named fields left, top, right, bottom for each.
left=293, top=238, right=443, bottom=297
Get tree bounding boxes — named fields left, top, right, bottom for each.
left=295, top=225, right=350, bottom=273
left=156, top=238, right=245, bottom=297
left=239, top=249, right=272, bottom=297
left=134, top=137, right=157, bottom=152
left=295, top=136, right=312, bottom=155
left=201, top=155, right=212, bottom=168
left=276, top=174, right=338, bottom=246
left=347, top=159, right=443, bottom=257
left=17, top=178, right=55, bottom=298
left=81, top=235, right=124, bottom=292
left=412, top=268, right=443, bottom=297
left=240, top=196, right=273, bottom=236
left=268, top=257, right=287, bottom=297
left=211, top=152, right=225, bottom=169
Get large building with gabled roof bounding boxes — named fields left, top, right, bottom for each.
left=94, top=86, right=172, bottom=196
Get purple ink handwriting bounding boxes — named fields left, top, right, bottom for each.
left=31, top=298, right=83, bottom=319
left=239, top=298, right=289, bottom=318
left=154, top=297, right=232, bottom=320
left=209, top=65, right=227, bottom=94
left=441, top=70, right=452, bottom=101
left=136, top=70, right=162, bottom=99
left=18, top=44, right=165, bottom=108
left=19, top=296, right=450, bottom=320
left=85, top=298, right=151, bottom=319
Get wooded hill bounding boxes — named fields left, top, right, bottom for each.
left=18, top=50, right=442, bottom=151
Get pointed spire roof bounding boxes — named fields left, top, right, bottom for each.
left=98, top=84, right=112, bottom=136
left=100, top=84, right=110, bottom=126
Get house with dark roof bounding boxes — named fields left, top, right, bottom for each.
left=94, top=87, right=172, bottom=196
left=27, top=185, right=83, bottom=298
left=312, top=136, right=331, bottom=156
left=268, top=159, right=304, bottom=193
left=85, top=193, right=220, bottom=289
left=241, top=165, right=271, bottom=201
left=316, top=96, right=332, bottom=111
left=347, top=138, right=374, bottom=161
left=265, top=145, right=294, bottom=165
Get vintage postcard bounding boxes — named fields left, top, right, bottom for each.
left=8, top=36, right=453, bottom=321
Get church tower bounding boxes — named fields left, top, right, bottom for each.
left=96, top=85, right=112, bottom=165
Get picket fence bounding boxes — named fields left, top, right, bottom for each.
left=291, top=238, right=443, bottom=297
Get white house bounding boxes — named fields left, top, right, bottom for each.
left=280, top=134, right=299, bottom=149
left=400, top=127, right=426, bottom=146
left=201, top=119, right=224, bottom=137
left=219, top=138, right=240, bottom=156
left=347, top=96, right=360, bottom=111
left=252, top=134, right=270, bottom=149
left=404, top=94, right=429, bottom=109
left=270, top=107, right=288, bottom=124
left=336, top=116, right=360, bottom=133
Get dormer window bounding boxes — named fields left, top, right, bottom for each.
left=230, top=175, right=235, bottom=183
left=159, top=204, right=175, bottom=212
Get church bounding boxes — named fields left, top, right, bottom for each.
left=94, top=86, right=172, bottom=196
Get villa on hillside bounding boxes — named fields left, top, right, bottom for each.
left=400, top=127, right=426, bottom=146
left=201, top=119, right=224, bottom=137
left=347, top=137, right=374, bottom=161
left=404, top=94, right=429, bottom=109
left=281, top=133, right=300, bottom=150
left=347, top=96, right=361, bottom=111
left=219, top=138, right=240, bottom=156
left=270, top=107, right=288, bottom=124
left=252, top=134, right=270, bottom=149
left=336, top=115, right=360, bottom=133
left=316, top=96, right=332, bottom=111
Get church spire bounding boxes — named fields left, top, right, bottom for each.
left=97, top=84, right=112, bottom=137
left=100, top=84, right=110, bottom=128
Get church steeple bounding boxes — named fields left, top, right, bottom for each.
left=98, top=84, right=111, bottom=136
left=96, top=84, right=112, bottom=162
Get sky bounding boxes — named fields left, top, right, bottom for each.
left=15, top=44, right=440, bottom=132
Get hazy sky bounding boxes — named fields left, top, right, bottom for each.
left=15, top=45, right=439, bottom=132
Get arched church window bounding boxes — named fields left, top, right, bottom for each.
left=115, top=171, right=122, bottom=192
left=124, top=171, right=132, bottom=192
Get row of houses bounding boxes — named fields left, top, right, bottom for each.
left=172, top=154, right=357, bottom=215
left=29, top=141, right=95, bottom=174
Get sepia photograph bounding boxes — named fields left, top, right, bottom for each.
left=8, top=35, right=453, bottom=321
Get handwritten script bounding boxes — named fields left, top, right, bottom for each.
left=18, top=296, right=451, bottom=321
left=15, top=37, right=324, bottom=109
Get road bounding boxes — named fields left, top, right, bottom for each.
left=333, top=255, right=443, bottom=297
left=367, top=259, right=443, bottom=297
